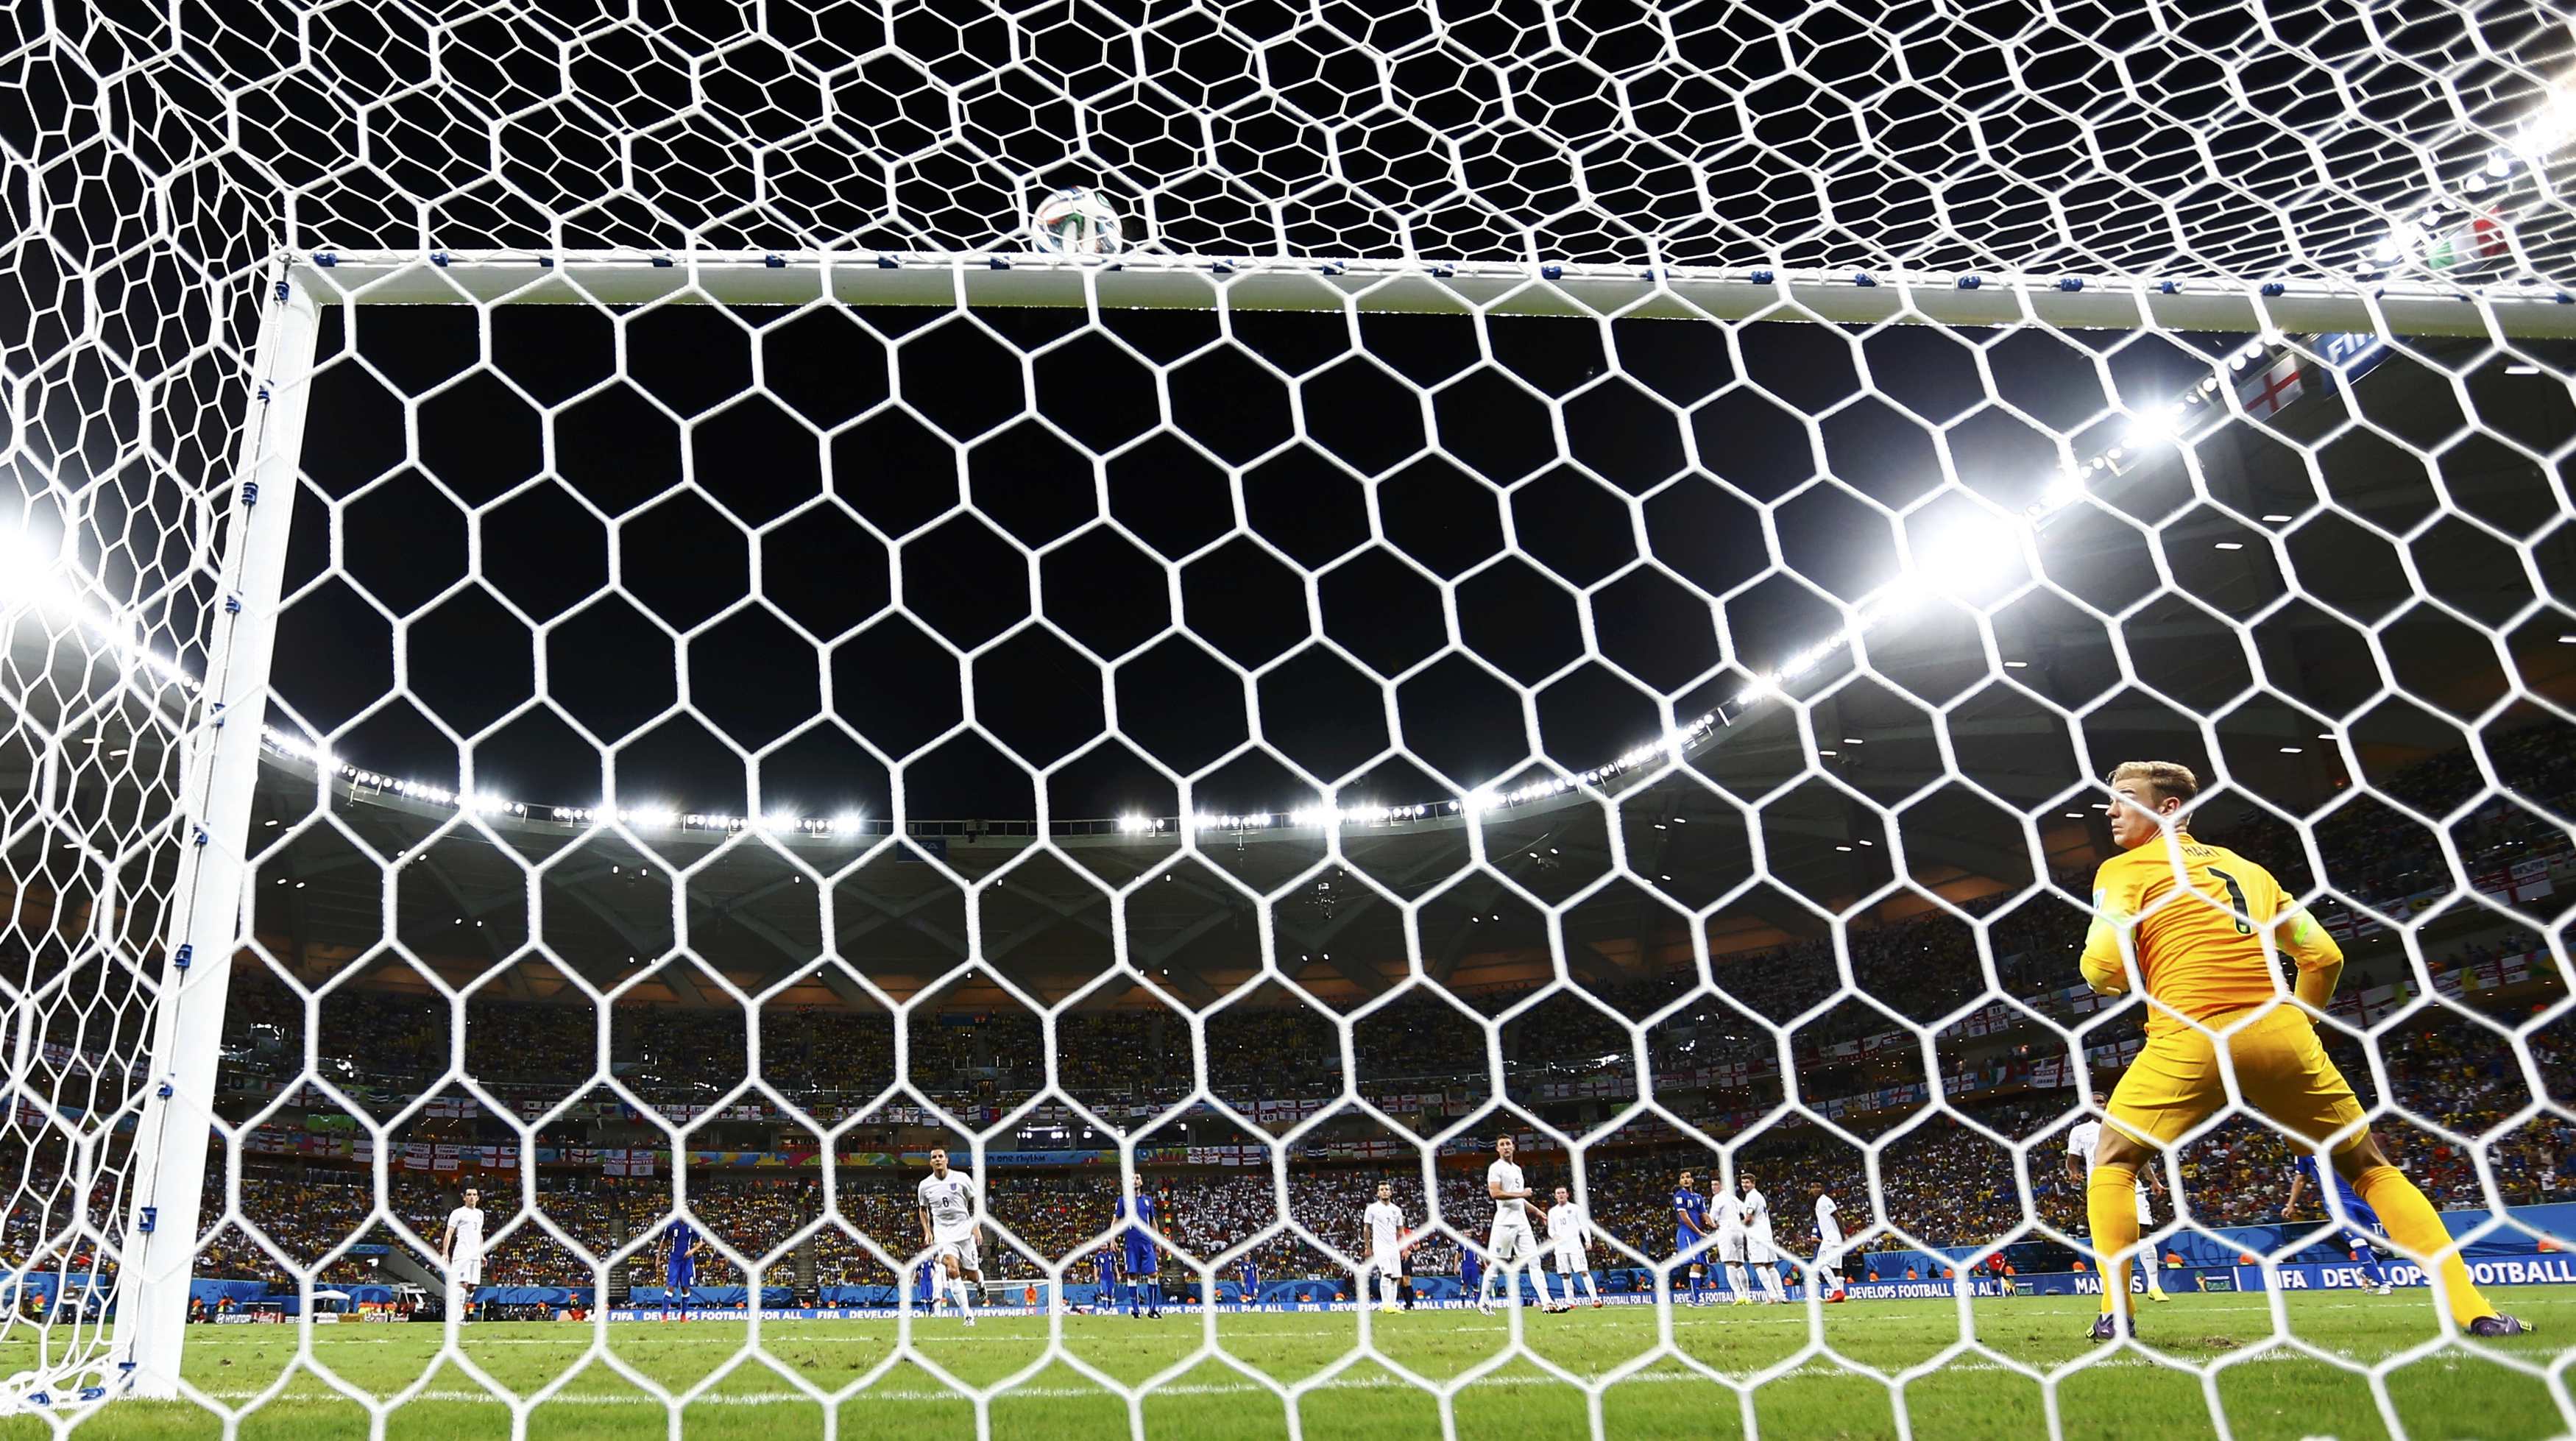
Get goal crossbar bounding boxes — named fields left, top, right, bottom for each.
left=294, top=250, right=2576, bottom=337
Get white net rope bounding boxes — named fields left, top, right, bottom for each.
left=0, top=0, right=2571, bottom=1434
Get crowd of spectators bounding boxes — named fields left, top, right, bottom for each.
left=198, top=882, right=2522, bottom=1129
left=5, top=727, right=2566, bottom=1304
left=172, top=723, right=2570, bottom=1126
left=6, top=1007, right=2565, bottom=1302
left=2232, top=722, right=2576, bottom=904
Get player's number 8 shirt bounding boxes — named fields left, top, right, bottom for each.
left=919, top=1174, right=976, bottom=1243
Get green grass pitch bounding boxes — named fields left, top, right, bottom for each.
left=2, top=1290, right=2566, bottom=1439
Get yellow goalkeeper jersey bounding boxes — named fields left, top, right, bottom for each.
left=2078, top=836, right=2343, bottom=1034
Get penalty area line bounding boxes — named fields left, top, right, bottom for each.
left=127, top=1294, right=2551, bottom=1350
left=177, top=1348, right=2400, bottom=1409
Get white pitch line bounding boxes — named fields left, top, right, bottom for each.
left=114, top=1295, right=2565, bottom=1350
left=176, top=1349, right=2488, bottom=1410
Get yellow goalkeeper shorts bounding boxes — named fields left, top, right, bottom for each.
left=2104, top=1005, right=2367, bottom=1151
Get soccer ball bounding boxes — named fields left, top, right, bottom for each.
left=1029, top=186, right=1123, bottom=255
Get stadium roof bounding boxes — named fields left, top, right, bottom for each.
left=1, top=323, right=2565, bottom=1016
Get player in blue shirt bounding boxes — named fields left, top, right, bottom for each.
left=1239, top=1254, right=1260, bottom=1311
left=2287, top=1152, right=2391, bottom=1293
left=1092, top=1250, right=1119, bottom=1314
left=1117, top=1183, right=1162, bottom=1318
left=919, top=1256, right=940, bottom=1311
left=1458, top=1244, right=1482, bottom=1309
left=1674, top=1169, right=1712, bottom=1306
left=660, top=1217, right=698, bottom=1323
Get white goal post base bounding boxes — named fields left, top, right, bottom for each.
left=294, top=251, right=2576, bottom=338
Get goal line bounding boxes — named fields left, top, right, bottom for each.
left=291, top=250, right=2576, bottom=337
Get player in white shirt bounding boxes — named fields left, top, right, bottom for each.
left=1362, top=1182, right=1406, bottom=1313
left=2067, top=1094, right=2168, bottom=1302
left=1476, top=1135, right=1541, bottom=1315
left=439, top=1186, right=486, bottom=1322
left=1542, top=1186, right=1602, bottom=1311
left=1809, top=1186, right=1848, bottom=1303
left=1739, top=1175, right=1786, bottom=1303
left=916, top=1148, right=984, bottom=1324
left=1709, top=1184, right=1752, bottom=1305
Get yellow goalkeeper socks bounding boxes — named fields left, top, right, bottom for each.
left=2350, top=1164, right=2497, bottom=1327
left=2087, top=1164, right=2140, bottom=1317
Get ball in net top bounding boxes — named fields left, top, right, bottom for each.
left=1029, top=186, right=1123, bottom=255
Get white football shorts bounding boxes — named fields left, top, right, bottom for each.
left=935, top=1232, right=981, bottom=1275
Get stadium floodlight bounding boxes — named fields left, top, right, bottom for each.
left=2123, top=404, right=2187, bottom=449
left=0, top=527, right=48, bottom=605
left=0, top=523, right=64, bottom=608
left=1903, top=511, right=2025, bottom=606
left=2509, top=84, right=2575, bottom=161
left=2037, top=470, right=2090, bottom=514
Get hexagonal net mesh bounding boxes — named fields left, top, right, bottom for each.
left=0, top=0, right=2572, bottom=1432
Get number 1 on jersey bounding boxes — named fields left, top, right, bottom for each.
left=2207, top=865, right=2254, bottom=935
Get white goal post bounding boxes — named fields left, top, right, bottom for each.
left=93, top=273, right=322, bottom=1403
left=296, top=249, right=2576, bottom=338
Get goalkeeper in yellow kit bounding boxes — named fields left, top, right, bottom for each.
left=2076, top=761, right=2528, bottom=1341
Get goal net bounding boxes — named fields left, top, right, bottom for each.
left=0, top=0, right=2571, bottom=1432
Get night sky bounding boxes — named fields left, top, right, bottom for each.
left=272, top=302, right=2233, bottom=824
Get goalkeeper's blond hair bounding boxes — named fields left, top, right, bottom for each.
left=2109, top=761, right=2199, bottom=821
